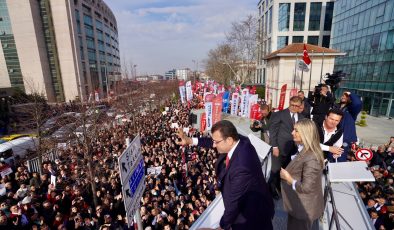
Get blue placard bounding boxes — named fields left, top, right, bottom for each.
left=128, top=159, right=144, bottom=197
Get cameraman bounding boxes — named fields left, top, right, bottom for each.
left=309, top=84, right=334, bottom=126
left=250, top=104, right=271, bottom=144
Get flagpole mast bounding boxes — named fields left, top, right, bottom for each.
left=294, top=53, right=298, bottom=89
left=308, top=50, right=314, bottom=92
left=320, top=50, right=325, bottom=83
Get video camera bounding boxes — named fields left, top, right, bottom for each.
left=323, top=71, right=347, bottom=93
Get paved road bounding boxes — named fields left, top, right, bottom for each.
left=356, top=115, right=393, bottom=146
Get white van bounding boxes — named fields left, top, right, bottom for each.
left=0, top=137, right=37, bottom=165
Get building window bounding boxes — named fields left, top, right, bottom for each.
left=322, top=35, right=330, bottom=48
left=307, top=36, right=319, bottom=45
left=277, top=36, right=288, bottom=49
left=293, top=36, right=304, bottom=43
left=293, top=3, right=306, bottom=31
left=309, top=2, right=322, bottom=31
left=278, top=3, right=290, bottom=32
left=324, top=2, right=334, bottom=31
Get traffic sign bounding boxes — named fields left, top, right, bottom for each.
left=118, top=135, right=145, bottom=228
left=355, top=148, right=373, bottom=161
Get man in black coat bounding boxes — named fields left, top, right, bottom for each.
left=177, top=120, right=274, bottom=230
left=268, top=96, right=304, bottom=199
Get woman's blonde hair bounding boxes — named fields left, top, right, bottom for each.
left=295, top=119, right=324, bottom=168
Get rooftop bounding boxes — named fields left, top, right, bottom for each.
left=264, top=43, right=345, bottom=60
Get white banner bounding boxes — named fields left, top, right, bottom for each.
left=240, top=89, right=249, bottom=117
left=230, top=93, right=239, bottom=115
left=186, top=81, right=193, bottom=101
left=205, top=102, right=213, bottom=130
left=247, top=94, right=259, bottom=118
left=147, top=166, right=162, bottom=176
left=297, top=60, right=310, bottom=72
left=213, top=84, right=218, bottom=95
left=179, top=85, right=186, bottom=103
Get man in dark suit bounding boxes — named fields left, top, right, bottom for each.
left=177, top=120, right=274, bottom=230
left=268, top=96, right=304, bottom=199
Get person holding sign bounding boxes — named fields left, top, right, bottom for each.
left=280, top=119, right=324, bottom=230
left=176, top=120, right=274, bottom=230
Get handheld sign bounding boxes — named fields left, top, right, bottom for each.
left=355, top=148, right=373, bottom=161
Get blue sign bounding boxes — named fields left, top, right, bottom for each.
left=128, top=159, right=144, bottom=197
left=222, top=91, right=230, bottom=113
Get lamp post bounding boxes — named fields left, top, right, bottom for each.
left=133, top=65, right=137, bottom=79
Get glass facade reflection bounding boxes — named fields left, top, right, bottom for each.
left=332, top=0, right=394, bottom=117
left=0, top=0, right=23, bottom=89
left=293, top=3, right=306, bottom=31
left=278, top=36, right=289, bottom=49
left=278, top=3, right=290, bottom=31
left=309, top=2, right=322, bottom=31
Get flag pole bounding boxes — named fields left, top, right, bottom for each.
left=308, top=50, right=314, bottom=92
left=294, top=53, right=298, bottom=89
left=319, top=50, right=325, bottom=83
left=301, top=70, right=304, bottom=91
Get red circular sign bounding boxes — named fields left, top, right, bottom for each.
left=355, top=148, right=373, bottom=161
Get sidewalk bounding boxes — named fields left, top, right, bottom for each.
left=356, top=115, right=393, bottom=146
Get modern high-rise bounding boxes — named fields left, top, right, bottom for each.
left=331, top=0, right=394, bottom=117
left=0, top=0, right=121, bottom=102
left=256, top=0, right=335, bottom=85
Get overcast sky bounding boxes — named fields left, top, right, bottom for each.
left=105, top=0, right=257, bottom=76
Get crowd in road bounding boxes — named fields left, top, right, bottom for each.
left=0, top=96, right=219, bottom=230
left=1, top=83, right=394, bottom=229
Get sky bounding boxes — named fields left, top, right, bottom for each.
left=105, top=0, right=257, bottom=76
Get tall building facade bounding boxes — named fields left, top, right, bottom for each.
left=331, top=0, right=394, bottom=117
left=0, top=0, right=121, bottom=102
left=256, top=0, right=334, bottom=85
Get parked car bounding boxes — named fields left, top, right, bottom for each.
left=51, top=123, right=77, bottom=142
left=41, top=113, right=81, bottom=136
left=0, top=137, right=37, bottom=165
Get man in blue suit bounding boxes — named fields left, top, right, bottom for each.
left=177, top=120, right=274, bottom=230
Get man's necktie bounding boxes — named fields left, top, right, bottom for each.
left=291, top=113, right=296, bottom=125
left=225, top=154, right=230, bottom=169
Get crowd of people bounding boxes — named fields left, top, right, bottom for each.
left=355, top=137, right=394, bottom=229
left=0, top=95, right=221, bottom=230
left=1, top=82, right=393, bottom=229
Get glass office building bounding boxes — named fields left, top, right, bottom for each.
left=331, top=0, right=394, bottom=117
left=256, top=0, right=335, bottom=85
left=0, top=0, right=121, bottom=102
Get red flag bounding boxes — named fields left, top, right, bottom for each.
left=278, top=84, right=287, bottom=111
left=303, top=44, right=311, bottom=65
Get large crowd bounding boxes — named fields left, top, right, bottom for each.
left=0, top=97, right=219, bottom=230
left=355, top=137, right=394, bottom=229
left=0, top=86, right=393, bottom=229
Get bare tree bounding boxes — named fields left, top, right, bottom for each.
left=203, top=43, right=237, bottom=85
left=226, top=14, right=258, bottom=85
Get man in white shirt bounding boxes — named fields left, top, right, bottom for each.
left=317, top=108, right=345, bottom=162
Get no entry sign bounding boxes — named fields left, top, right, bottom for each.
left=355, top=148, right=373, bottom=161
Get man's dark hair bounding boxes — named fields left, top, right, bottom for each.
left=327, top=108, right=344, bottom=117
left=320, top=84, right=328, bottom=89
left=211, top=120, right=239, bottom=141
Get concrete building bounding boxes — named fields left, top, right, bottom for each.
left=176, top=68, right=191, bottom=81
left=331, top=0, right=394, bottom=117
left=256, top=0, right=335, bottom=85
left=165, top=69, right=176, bottom=80
left=264, top=43, right=344, bottom=108
left=0, top=0, right=121, bottom=102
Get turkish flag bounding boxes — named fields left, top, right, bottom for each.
left=303, top=44, right=311, bottom=65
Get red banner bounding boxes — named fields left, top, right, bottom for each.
left=212, top=95, right=223, bottom=125
left=200, top=113, right=206, bottom=131
left=278, top=84, right=287, bottom=111
left=250, top=103, right=260, bottom=120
